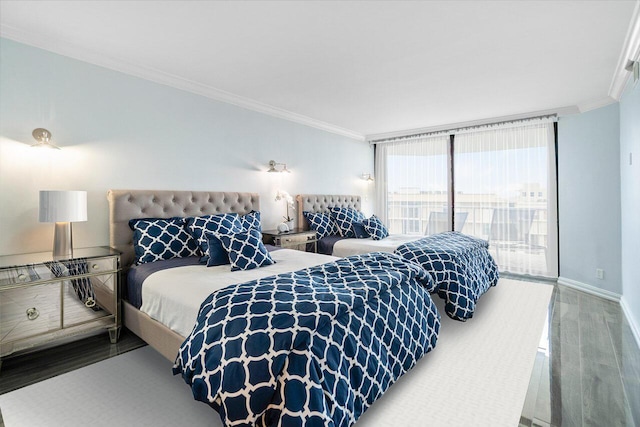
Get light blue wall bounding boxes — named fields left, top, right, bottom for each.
left=620, top=77, right=640, bottom=335
left=558, top=103, right=622, bottom=294
left=0, top=38, right=374, bottom=255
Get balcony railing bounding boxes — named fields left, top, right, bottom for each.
left=388, top=203, right=551, bottom=275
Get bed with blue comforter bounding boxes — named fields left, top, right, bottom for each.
left=173, top=252, right=441, bottom=427
left=395, top=231, right=499, bottom=321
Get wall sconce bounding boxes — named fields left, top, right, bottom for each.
left=31, top=128, right=61, bottom=150
left=267, top=160, right=291, bottom=173
left=625, top=60, right=639, bottom=84
left=39, top=190, right=88, bottom=257
left=361, top=173, right=374, bottom=182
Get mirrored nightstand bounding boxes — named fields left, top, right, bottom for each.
left=262, top=229, right=318, bottom=253
left=0, top=247, right=121, bottom=366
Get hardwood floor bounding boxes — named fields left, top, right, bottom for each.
left=0, top=328, right=145, bottom=394
left=520, top=284, right=640, bottom=426
left=1, top=283, right=638, bottom=427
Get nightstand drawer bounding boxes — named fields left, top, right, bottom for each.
left=0, top=256, right=117, bottom=287
left=0, top=282, right=61, bottom=345
left=86, top=257, right=118, bottom=274
left=275, top=233, right=315, bottom=246
left=92, top=273, right=117, bottom=314
left=0, top=264, right=55, bottom=286
left=63, top=280, right=109, bottom=328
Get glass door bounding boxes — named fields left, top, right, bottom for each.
left=384, top=136, right=450, bottom=235
left=453, top=123, right=558, bottom=277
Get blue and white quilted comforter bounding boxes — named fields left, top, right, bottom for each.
left=173, top=252, right=441, bottom=427
left=395, top=231, right=499, bottom=321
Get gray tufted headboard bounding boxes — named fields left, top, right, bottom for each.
left=295, top=194, right=361, bottom=231
left=108, top=190, right=260, bottom=271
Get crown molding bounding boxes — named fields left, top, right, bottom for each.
left=0, top=26, right=366, bottom=142
left=365, top=105, right=579, bottom=143
left=577, top=96, right=617, bottom=113
left=609, top=1, right=640, bottom=100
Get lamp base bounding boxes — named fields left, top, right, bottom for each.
left=53, top=222, right=73, bottom=258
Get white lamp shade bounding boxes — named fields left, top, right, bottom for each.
left=39, top=191, right=88, bottom=223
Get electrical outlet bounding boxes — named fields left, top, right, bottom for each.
left=596, top=269, right=604, bottom=280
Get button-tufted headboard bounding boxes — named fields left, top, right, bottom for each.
left=295, top=194, right=362, bottom=231
left=107, top=190, right=260, bottom=271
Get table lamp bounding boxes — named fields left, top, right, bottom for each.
left=39, top=190, right=88, bottom=257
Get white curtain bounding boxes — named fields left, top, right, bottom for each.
left=374, top=119, right=559, bottom=278
left=374, top=143, right=389, bottom=225
left=453, top=122, right=558, bottom=277
left=374, top=135, right=450, bottom=235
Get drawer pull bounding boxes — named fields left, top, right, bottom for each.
left=85, top=298, right=96, bottom=308
left=26, top=307, right=39, bottom=320
left=17, top=273, right=27, bottom=281
left=92, top=264, right=100, bottom=270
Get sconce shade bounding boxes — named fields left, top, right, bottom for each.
left=267, top=160, right=291, bottom=173
left=39, top=191, right=88, bottom=223
left=267, top=160, right=279, bottom=173
left=31, top=128, right=61, bottom=150
left=361, top=173, right=374, bottom=182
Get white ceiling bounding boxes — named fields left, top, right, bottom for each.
left=1, top=1, right=638, bottom=140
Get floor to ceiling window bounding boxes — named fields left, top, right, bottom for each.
left=376, top=135, right=450, bottom=235
left=374, top=118, right=558, bottom=278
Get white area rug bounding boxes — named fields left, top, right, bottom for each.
left=358, top=278, right=553, bottom=427
left=0, top=278, right=552, bottom=427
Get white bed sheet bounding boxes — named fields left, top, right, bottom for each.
left=140, top=249, right=337, bottom=338
left=332, top=234, right=421, bottom=257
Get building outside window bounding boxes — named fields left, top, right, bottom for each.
left=375, top=120, right=558, bottom=278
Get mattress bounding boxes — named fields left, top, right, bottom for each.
left=126, top=256, right=201, bottom=308
left=331, top=234, right=422, bottom=257
left=138, top=249, right=337, bottom=337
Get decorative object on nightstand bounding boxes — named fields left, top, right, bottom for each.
left=262, top=229, right=318, bottom=253
left=0, top=247, right=122, bottom=367
left=39, top=190, right=87, bottom=257
left=276, top=223, right=289, bottom=233
left=274, top=189, right=295, bottom=231
left=30, top=128, right=61, bottom=150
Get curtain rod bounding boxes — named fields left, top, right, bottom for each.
left=369, top=114, right=557, bottom=145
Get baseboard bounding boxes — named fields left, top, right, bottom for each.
left=557, top=277, right=621, bottom=302
left=557, top=277, right=640, bottom=350
left=620, top=297, right=640, bottom=350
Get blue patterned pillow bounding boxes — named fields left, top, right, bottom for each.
left=352, top=222, right=369, bottom=239
left=330, top=207, right=365, bottom=238
left=303, top=211, right=341, bottom=239
left=186, top=213, right=244, bottom=264
left=362, top=215, right=389, bottom=240
left=240, top=210, right=261, bottom=232
left=129, top=217, right=200, bottom=265
left=215, top=228, right=275, bottom=271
